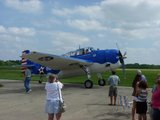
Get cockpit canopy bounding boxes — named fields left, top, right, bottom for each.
left=62, top=47, right=95, bottom=57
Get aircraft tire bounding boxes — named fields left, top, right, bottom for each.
left=98, top=79, right=106, bottom=86
left=84, top=80, right=93, bottom=88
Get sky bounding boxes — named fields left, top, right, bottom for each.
left=0, top=0, right=160, bottom=65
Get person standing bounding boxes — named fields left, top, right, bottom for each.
left=131, top=69, right=147, bottom=120
left=108, top=71, right=120, bottom=105
left=45, top=74, right=64, bottom=120
left=151, top=75, right=160, bottom=120
left=24, top=66, right=32, bottom=93
left=136, top=80, right=148, bottom=120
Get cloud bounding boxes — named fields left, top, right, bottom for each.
left=51, top=31, right=90, bottom=52
left=0, top=25, right=6, bottom=33
left=51, top=0, right=160, bottom=22
left=52, top=5, right=102, bottom=19
left=50, top=0, right=160, bottom=42
left=153, top=40, right=160, bottom=48
left=5, top=0, right=43, bottom=13
left=101, top=0, right=160, bottom=25
left=0, top=25, right=36, bottom=36
left=67, top=19, right=107, bottom=31
left=0, top=25, right=37, bottom=60
left=1, top=0, right=160, bottom=64
left=8, top=27, right=36, bottom=36
left=126, top=47, right=160, bottom=64
left=0, top=35, right=37, bottom=60
left=111, top=27, right=160, bottom=41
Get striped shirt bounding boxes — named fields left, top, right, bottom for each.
left=137, top=89, right=148, bottom=102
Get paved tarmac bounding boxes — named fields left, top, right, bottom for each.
left=0, top=79, right=152, bottom=120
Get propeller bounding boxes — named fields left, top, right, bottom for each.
left=118, top=50, right=126, bottom=76
left=116, top=43, right=127, bottom=78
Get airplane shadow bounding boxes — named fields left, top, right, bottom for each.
left=0, top=80, right=45, bottom=94
left=94, top=111, right=130, bottom=120
left=0, top=85, right=45, bottom=94
left=87, top=103, right=107, bottom=106
left=0, top=80, right=102, bottom=94
left=63, top=83, right=102, bottom=89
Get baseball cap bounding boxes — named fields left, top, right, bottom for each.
left=137, top=69, right=142, bottom=75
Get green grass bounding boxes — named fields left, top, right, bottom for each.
left=0, top=66, right=160, bottom=87
left=0, top=66, right=42, bottom=81
left=62, top=69, right=160, bottom=87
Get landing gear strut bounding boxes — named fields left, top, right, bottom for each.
left=38, top=73, right=44, bottom=84
left=80, top=65, right=93, bottom=88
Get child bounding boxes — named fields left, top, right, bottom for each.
left=136, top=80, right=148, bottom=120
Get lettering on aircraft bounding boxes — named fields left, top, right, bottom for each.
left=38, top=56, right=54, bottom=61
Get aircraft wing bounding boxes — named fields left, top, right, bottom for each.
left=23, top=51, right=93, bottom=70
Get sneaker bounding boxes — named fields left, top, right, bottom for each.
left=26, top=89, right=32, bottom=93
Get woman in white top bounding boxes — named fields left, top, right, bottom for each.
left=45, top=74, right=63, bottom=120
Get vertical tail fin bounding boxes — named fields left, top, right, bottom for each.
left=21, top=50, right=39, bottom=74
left=21, top=50, right=30, bottom=75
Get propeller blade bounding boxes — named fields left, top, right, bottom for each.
left=118, top=50, right=126, bottom=78
left=116, top=43, right=127, bottom=78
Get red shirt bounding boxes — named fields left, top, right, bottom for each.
left=152, top=87, right=160, bottom=109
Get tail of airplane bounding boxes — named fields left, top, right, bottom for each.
left=21, top=50, right=59, bottom=76
left=21, top=50, right=30, bottom=76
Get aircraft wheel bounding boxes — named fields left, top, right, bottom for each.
left=84, top=80, right=93, bottom=88
left=98, top=79, right=106, bottom=86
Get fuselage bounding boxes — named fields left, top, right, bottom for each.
left=58, top=48, right=121, bottom=78
left=22, top=48, right=122, bottom=78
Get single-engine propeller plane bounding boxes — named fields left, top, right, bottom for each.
left=22, top=47, right=126, bottom=88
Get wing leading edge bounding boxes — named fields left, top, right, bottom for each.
left=23, top=51, right=93, bottom=70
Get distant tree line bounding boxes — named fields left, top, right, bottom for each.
left=0, top=60, right=21, bottom=66
left=0, top=60, right=160, bottom=69
left=125, top=63, right=160, bottom=69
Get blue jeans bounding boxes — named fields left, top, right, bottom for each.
left=152, top=108, right=160, bottom=120
left=24, top=77, right=31, bottom=92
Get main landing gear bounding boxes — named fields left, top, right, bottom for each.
left=98, top=79, right=106, bottom=86
left=38, top=74, right=44, bottom=84
left=97, top=73, right=106, bottom=86
left=81, top=66, right=105, bottom=88
left=80, top=65, right=93, bottom=88
left=38, top=67, right=45, bottom=84
left=84, top=79, right=93, bottom=88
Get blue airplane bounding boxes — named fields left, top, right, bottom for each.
left=22, top=47, right=126, bottom=88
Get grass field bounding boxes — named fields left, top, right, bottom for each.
left=0, top=66, right=160, bottom=87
